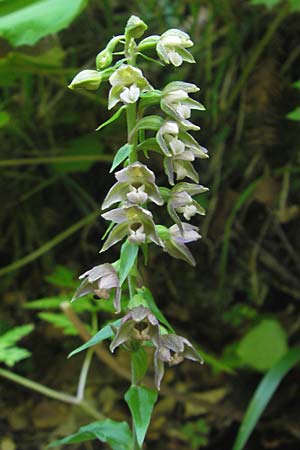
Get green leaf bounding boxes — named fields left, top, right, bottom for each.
left=137, top=137, right=161, bottom=154
left=96, top=106, right=126, bottom=131
left=133, top=115, right=164, bottom=133
left=110, top=144, right=133, bottom=173
left=140, top=287, right=175, bottom=333
left=38, top=313, right=78, bottom=336
left=0, top=0, right=89, bottom=47
left=286, top=107, right=300, bottom=121
left=119, top=240, right=139, bottom=286
left=292, top=80, right=300, bottom=89
left=0, top=347, right=31, bottom=367
left=0, top=111, right=10, bottom=127
left=0, top=324, right=34, bottom=367
left=237, top=319, right=288, bottom=372
left=250, top=0, right=281, bottom=7
left=0, top=324, right=34, bottom=348
left=0, top=47, right=64, bottom=86
left=233, top=347, right=300, bottom=450
left=45, top=265, right=77, bottom=288
left=131, top=347, right=148, bottom=383
left=68, top=321, right=121, bottom=358
left=48, top=419, right=132, bottom=450
left=24, top=296, right=67, bottom=310
left=139, top=90, right=162, bottom=109
left=125, top=385, right=157, bottom=447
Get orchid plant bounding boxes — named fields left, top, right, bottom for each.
left=50, top=16, right=208, bottom=450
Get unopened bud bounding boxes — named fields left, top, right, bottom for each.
left=156, top=225, right=171, bottom=241
left=125, top=15, right=148, bottom=39
left=96, top=49, right=113, bottom=70
left=68, top=70, right=102, bottom=90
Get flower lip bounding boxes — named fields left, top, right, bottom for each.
left=110, top=306, right=160, bottom=353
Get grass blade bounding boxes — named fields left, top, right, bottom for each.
left=232, top=347, right=300, bottom=450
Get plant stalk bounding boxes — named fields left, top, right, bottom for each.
left=0, top=367, right=103, bottom=420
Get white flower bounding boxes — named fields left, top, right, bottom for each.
left=108, top=65, right=152, bottom=109
left=156, top=29, right=195, bottom=67
left=161, top=82, right=205, bottom=130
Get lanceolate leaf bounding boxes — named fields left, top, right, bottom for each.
left=132, top=115, right=164, bottom=135
left=96, top=105, right=126, bottom=131
left=286, top=107, right=300, bottom=121
left=110, top=144, right=133, bottom=173
left=48, top=419, right=132, bottom=450
left=119, top=240, right=139, bottom=286
left=125, top=385, right=158, bottom=447
left=233, top=348, right=300, bottom=450
left=131, top=347, right=148, bottom=383
left=68, top=320, right=121, bottom=358
left=0, top=0, right=89, bottom=47
left=141, top=287, right=175, bottom=333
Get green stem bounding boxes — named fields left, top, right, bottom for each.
left=131, top=356, right=141, bottom=450
left=0, top=367, right=103, bottom=420
left=126, top=103, right=138, bottom=163
left=76, top=348, right=94, bottom=401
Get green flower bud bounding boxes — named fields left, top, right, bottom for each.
left=125, top=15, right=148, bottom=39
left=68, top=69, right=102, bottom=90
left=128, top=293, right=148, bottom=309
left=96, top=48, right=113, bottom=70
left=156, top=225, right=171, bottom=241
left=137, top=35, right=160, bottom=52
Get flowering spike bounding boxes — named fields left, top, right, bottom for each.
left=69, top=16, right=208, bottom=434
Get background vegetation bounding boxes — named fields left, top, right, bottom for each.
left=0, top=0, right=300, bottom=449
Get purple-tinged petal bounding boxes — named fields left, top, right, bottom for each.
left=110, top=320, right=133, bottom=352
left=170, top=223, right=201, bottom=243
left=154, top=347, right=165, bottom=390
left=98, top=272, right=118, bottom=290
left=114, top=286, right=121, bottom=314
